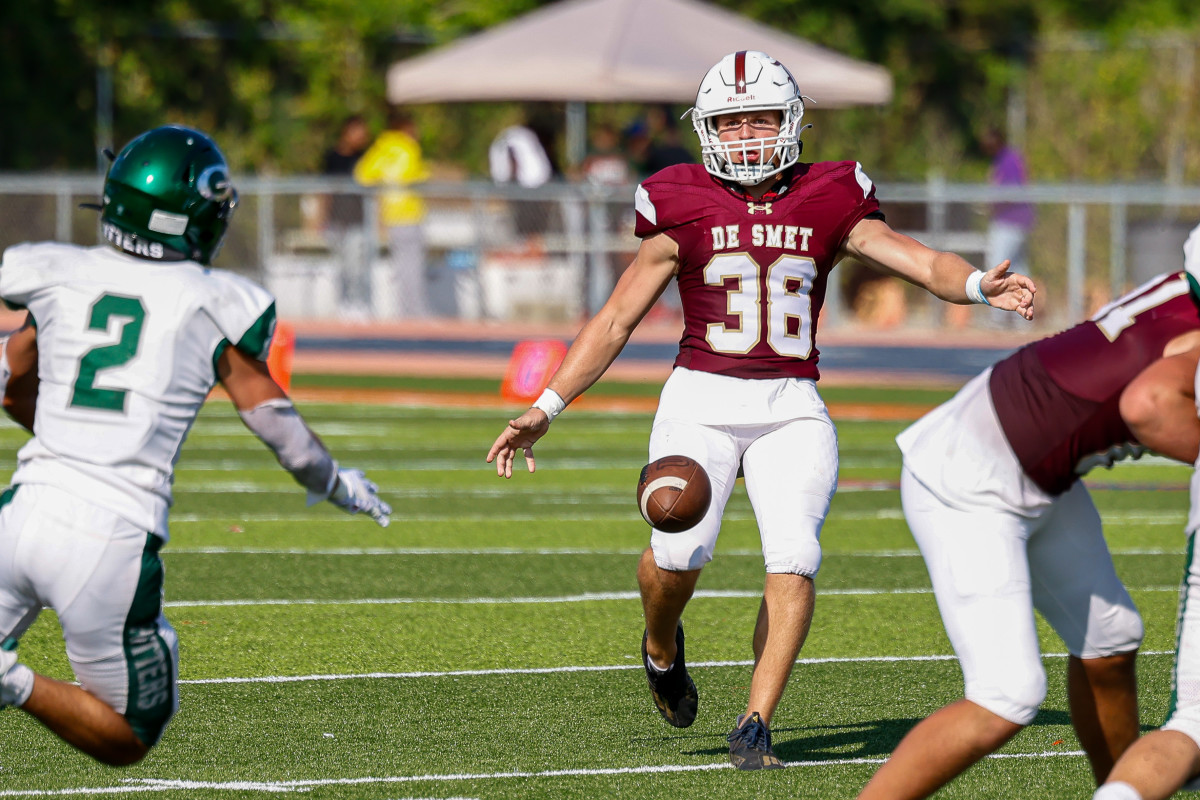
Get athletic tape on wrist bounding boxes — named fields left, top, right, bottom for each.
left=965, top=270, right=991, bottom=306
left=531, top=388, right=566, bottom=422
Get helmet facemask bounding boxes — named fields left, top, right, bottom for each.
left=689, top=51, right=808, bottom=186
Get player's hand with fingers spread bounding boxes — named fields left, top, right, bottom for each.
left=487, top=408, right=550, bottom=478
left=981, top=259, right=1037, bottom=320
left=328, top=467, right=392, bottom=527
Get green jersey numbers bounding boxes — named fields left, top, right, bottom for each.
left=70, top=294, right=147, bottom=412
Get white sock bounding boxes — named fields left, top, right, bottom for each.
left=1093, top=782, right=1143, bottom=800
left=0, top=661, right=33, bottom=707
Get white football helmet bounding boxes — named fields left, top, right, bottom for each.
left=689, top=50, right=806, bottom=186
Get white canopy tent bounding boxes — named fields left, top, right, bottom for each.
left=387, top=0, right=892, bottom=163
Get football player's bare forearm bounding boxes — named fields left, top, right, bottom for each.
left=848, top=223, right=975, bottom=304
left=546, top=317, right=631, bottom=404
left=921, top=252, right=976, bottom=303
left=2, top=386, right=36, bottom=432
left=1, top=323, right=39, bottom=431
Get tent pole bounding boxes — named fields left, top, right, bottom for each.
left=566, top=101, right=587, bottom=168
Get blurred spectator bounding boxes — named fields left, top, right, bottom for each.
left=580, top=123, right=632, bottom=187
left=355, top=108, right=430, bottom=319
left=321, top=115, right=371, bottom=317
left=623, top=120, right=653, bottom=178
left=489, top=124, right=553, bottom=189
left=489, top=118, right=558, bottom=239
left=981, top=127, right=1034, bottom=328
left=579, top=123, right=635, bottom=306
left=643, top=105, right=694, bottom=174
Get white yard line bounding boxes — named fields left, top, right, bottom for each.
left=165, top=509, right=1188, bottom=523
left=176, top=651, right=1172, bottom=687
left=163, top=583, right=1184, bottom=610
left=161, top=546, right=1187, bottom=557
left=0, top=750, right=1103, bottom=796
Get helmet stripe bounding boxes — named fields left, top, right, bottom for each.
left=734, top=50, right=747, bottom=93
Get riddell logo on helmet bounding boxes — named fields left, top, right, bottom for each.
left=726, top=94, right=756, bottom=102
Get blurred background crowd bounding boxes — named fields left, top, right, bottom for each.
left=3, top=0, right=1200, bottom=333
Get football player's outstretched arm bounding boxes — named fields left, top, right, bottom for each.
left=487, top=232, right=680, bottom=478
left=218, top=345, right=392, bottom=526
left=1120, top=346, right=1200, bottom=465
left=841, top=217, right=1036, bottom=320
left=1, top=317, right=39, bottom=432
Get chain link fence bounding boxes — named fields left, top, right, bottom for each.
left=1, top=174, right=1198, bottom=333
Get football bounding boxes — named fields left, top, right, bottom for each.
left=636, top=455, right=712, bottom=533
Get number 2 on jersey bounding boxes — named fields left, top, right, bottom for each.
left=704, top=253, right=816, bottom=358
left=71, top=294, right=147, bottom=412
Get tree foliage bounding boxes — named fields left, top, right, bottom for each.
left=2, top=0, right=1199, bottom=182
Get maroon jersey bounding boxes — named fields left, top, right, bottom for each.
left=990, top=271, right=1200, bottom=495
left=634, top=162, right=881, bottom=379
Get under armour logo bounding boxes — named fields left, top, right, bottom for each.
left=747, top=202, right=772, bottom=215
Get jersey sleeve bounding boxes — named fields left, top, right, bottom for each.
left=205, top=271, right=277, bottom=361
left=0, top=243, right=53, bottom=310
left=830, top=162, right=883, bottom=247
left=633, top=165, right=710, bottom=241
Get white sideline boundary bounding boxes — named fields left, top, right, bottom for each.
left=0, top=750, right=1092, bottom=796
left=177, top=651, right=1171, bottom=686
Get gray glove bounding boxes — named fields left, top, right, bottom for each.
left=329, top=468, right=391, bottom=527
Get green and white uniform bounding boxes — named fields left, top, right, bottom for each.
left=1164, top=363, right=1200, bottom=765
left=0, top=242, right=275, bottom=745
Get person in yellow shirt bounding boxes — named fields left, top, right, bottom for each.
left=354, top=108, right=430, bottom=319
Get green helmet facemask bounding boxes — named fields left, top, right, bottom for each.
left=99, top=125, right=238, bottom=265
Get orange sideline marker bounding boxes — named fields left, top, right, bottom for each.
left=501, top=339, right=568, bottom=403
left=267, top=321, right=296, bottom=393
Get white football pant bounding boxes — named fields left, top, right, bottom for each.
left=902, top=468, right=1142, bottom=725
left=646, top=368, right=837, bottom=575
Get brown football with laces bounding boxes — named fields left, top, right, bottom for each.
left=636, top=456, right=712, bottom=533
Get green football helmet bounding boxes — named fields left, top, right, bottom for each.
left=99, top=125, right=238, bottom=265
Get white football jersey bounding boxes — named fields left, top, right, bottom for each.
left=1190, top=359, right=1200, bottom=537
left=0, top=242, right=276, bottom=537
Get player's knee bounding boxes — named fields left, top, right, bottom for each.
left=760, top=512, right=824, bottom=576
left=1100, top=605, right=1145, bottom=655
left=122, top=700, right=174, bottom=757
left=763, top=537, right=822, bottom=576
left=1163, top=705, right=1200, bottom=752
left=651, top=535, right=713, bottom=571
left=966, top=668, right=1047, bottom=726
left=100, top=736, right=150, bottom=767
left=120, top=618, right=179, bottom=754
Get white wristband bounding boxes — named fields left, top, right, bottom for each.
left=531, top=388, right=567, bottom=422
left=965, top=270, right=991, bottom=306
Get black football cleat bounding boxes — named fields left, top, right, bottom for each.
left=641, top=622, right=698, bottom=728
left=727, top=711, right=785, bottom=770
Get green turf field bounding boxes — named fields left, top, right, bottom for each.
left=0, top=388, right=1191, bottom=799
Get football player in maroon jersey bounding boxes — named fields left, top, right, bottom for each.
left=487, top=50, right=1035, bottom=770
left=859, top=227, right=1200, bottom=799
left=1089, top=232, right=1200, bottom=800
